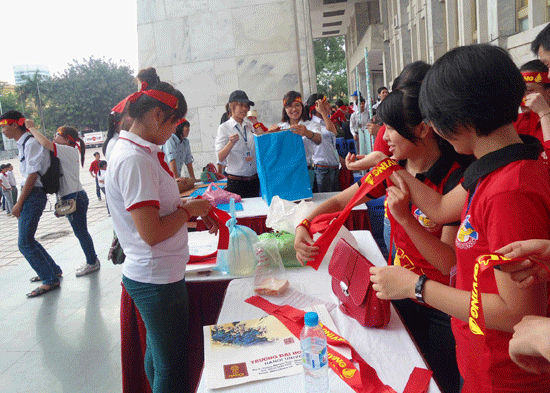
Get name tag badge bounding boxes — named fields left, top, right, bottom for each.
left=245, top=151, right=254, bottom=162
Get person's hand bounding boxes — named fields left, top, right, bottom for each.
left=228, top=133, right=239, bottom=145
left=294, top=225, right=318, bottom=266
left=496, top=240, right=550, bottom=288
left=509, top=315, right=550, bottom=374
left=353, top=134, right=358, bottom=141
left=202, top=215, right=219, bottom=235
left=290, top=124, right=308, bottom=137
left=315, top=99, right=327, bottom=116
left=176, top=177, right=194, bottom=192
left=11, top=202, right=22, bottom=218
left=525, top=93, right=550, bottom=118
left=345, top=153, right=364, bottom=171
left=183, top=199, right=212, bottom=218
left=267, top=124, right=280, bottom=133
left=24, top=119, right=35, bottom=129
left=367, top=121, right=381, bottom=136
left=386, top=175, right=413, bottom=225
left=370, top=265, right=418, bottom=300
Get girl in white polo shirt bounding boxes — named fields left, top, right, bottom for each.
left=106, top=80, right=215, bottom=393
left=26, top=121, right=100, bottom=278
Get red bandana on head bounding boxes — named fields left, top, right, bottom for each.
left=0, top=117, right=25, bottom=126
left=284, top=96, right=302, bottom=106
left=522, top=72, right=550, bottom=84
left=176, top=118, right=187, bottom=126
left=111, top=81, right=179, bottom=113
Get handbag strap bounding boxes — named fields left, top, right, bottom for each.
left=307, top=158, right=401, bottom=270
left=246, top=296, right=432, bottom=393
left=464, top=253, right=550, bottom=392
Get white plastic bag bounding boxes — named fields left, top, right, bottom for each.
left=253, top=238, right=289, bottom=296
left=266, top=195, right=318, bottom=234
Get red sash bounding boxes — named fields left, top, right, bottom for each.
left=465, top=253, right=550, bottom=392
left=307, top=158, right=401, bottom=270
left=246, top=296, right=432, bottom=393
left=187, top=206, right=231, bottom=265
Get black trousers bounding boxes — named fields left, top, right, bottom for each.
left=225, top=177, right=260, bottom=199
left=392, top=298, right=461, bottom=393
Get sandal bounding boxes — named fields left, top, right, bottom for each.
left=26, top=283, right=61, bottom=298
left=30, top=272, right=63, bottom=282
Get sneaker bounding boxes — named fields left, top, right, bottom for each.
left=75, top=259, right=100, bottom=277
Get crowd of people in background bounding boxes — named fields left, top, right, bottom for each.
left=4, top=22, right=550, bottom=393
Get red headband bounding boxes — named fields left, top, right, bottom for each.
left=177, top=118, right=187, bottom=126
left=0, top=117, right=25, bottom=127
left=127, top=89, right=179, bottom=109
left=284, top=96, right=302, bottom=106
left=522, top=72, right=550, bottom=84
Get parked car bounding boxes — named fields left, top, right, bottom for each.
left=81, top=129, right=105, bottom=148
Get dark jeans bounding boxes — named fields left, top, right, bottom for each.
left=392, top=298, right=460, bottom=393
left=63, top=190, right=97, bottom=265
left=314, top=166, right=340, bottom=192
left=18, top=188, right=61, bottom=286
left=123, top=276, right=189, bottom=393
left=225, top=176, right=260, bottom=198
left=95, top=176, right=101, bottom=200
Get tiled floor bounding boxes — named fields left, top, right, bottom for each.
left=0, top=148, right=123, bottom=393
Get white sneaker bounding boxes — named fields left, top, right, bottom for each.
left=75, top=259, right=101, bottom=277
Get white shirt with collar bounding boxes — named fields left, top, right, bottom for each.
left=277, top=120, right=321, bottom=167
left=311, top=115, right=340, bottom=167
left=215, top=117, right=257, bottom=177
left=106, top=131, right=189, bottom=285
left=6, top=170, right=16, bottom=187
left=53, top=144, right=84, bottom=197
left=16, top=131, right=50, bottom=188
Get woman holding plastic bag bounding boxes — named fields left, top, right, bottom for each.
left=106, top=80, right=217, bottom=393
left=267, top=91, right=322, bottom=190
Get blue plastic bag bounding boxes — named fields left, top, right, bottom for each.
left=254, top=131, right=313, bottom=205
left=215, top=198, right=259, bottom=276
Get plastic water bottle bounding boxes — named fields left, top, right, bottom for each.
left=300, top=311, right=328, bottom=393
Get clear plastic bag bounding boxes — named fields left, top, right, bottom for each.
left=253, top=238, right=289, bottom=296
left=216, top=198, right=259, bottom=276
left=265, top=195, right=317, bottom=234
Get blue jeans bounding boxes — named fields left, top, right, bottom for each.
left=123, top=276, right=189, bottom=393
left=18, top=187, right=61, bottom=286
left=63, top=191, right=97, bottom=265
left=314, top=166, right=340, bottom=192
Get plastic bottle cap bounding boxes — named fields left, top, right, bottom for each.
left=304, top=312, right=319, bottom=327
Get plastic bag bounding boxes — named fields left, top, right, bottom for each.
left=215, top=198, right=259, bottom=276
left=202, top=182, right=241, bottom=207
left=253, top=238, right=289, bottom=296
left=258, top=231, right=302, bottom=268
left=265, top=195, right=317, bottom=234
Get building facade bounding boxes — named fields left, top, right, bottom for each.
left=12, top=65, right=50, bottom=87
left=138, top=0, right=550, bottom=170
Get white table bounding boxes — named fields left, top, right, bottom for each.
left=196, top=230, right=441, bottom=393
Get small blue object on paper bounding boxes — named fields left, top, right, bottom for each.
left=189, top=185, right=226, bottom=198
left=216, top=202, right=243, bottom=212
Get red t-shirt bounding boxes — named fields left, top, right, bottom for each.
left=89, top=159, right=100, bottom=175
left=361, top=154, right=464, bottom=286
left=453, top=138, right=550, bottom=392
left=373, top=125, right=391, bottom=156
left=330, top=106, right=353, bottom=126
left=514, top=111, right=550, bottom=165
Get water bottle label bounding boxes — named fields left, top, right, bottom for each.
left=302, top=338, right=327, bottom=369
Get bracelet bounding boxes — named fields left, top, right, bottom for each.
left=177, top=205, right=192, bottom=220
left=297, top=218, right=311, bottom=230
left=540, top=112, right=550, bottom=120
left=415, top=274, right=429, bottom=304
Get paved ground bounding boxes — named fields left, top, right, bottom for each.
left=0, top=147, right=123, bottom=393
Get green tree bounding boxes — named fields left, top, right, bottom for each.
left=45, top=57, right=135, bottom=131
left=0, top=89, right=21, bottom=114
left=19, top=72, right=49, bottom=130
left=313, top=36, right=348, bottom=102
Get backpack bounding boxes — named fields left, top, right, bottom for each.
left=200, top=163, right=225, bottom=183
left=21, top=135, right=62, bottom=194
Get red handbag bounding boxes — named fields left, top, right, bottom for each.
left=328, top=238, right=391, bottom=328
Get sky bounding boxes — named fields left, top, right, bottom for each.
left=1, top=0, right=138, bottom=85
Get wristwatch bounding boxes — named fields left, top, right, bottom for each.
left=415, top=274, right=429, bottom=304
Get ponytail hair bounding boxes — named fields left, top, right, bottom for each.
left=57, top=126, right=86, bottom=166
left=136, top=67, right=160, bottom=87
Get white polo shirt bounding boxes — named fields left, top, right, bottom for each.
left=215, top=117, right=257, bottom=177
left=311, top=115, right=340, bottom=167
left=350, top=110, right=369, bottom=137
left=16, top=132, right=50, bottom=188
left=106, top=131, right=189, bottom=284
left=277, top=120, right=321, bottom=167
left=53, top=144, right=84, bottom=198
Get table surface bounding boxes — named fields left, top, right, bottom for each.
left=195, top=230, right=441, bottom=393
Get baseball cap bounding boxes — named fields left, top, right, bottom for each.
left=228, top=90, right=254, bottom=106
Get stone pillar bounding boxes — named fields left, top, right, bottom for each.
left=137, top=0, right=316, bottom=170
